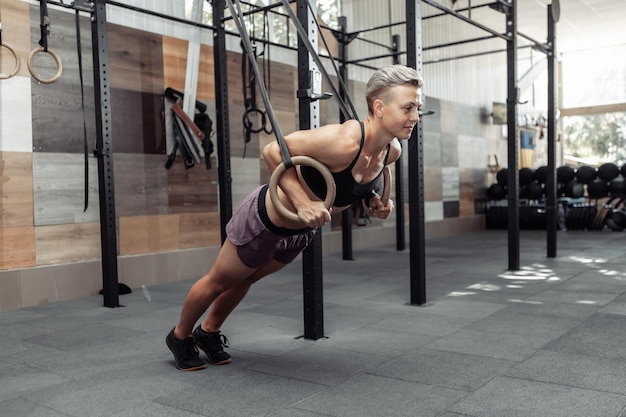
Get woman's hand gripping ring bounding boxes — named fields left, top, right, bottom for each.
left=268, top=156, right=336, bottom=223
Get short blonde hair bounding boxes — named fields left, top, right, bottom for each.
left=365, top=65, right=424, bottom=115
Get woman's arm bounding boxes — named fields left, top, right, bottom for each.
left=262, top=120, right=361, bottom=226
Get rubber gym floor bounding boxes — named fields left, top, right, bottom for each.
left=2, top=229, right=626, bottom=417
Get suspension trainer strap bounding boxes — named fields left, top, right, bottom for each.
left=75, top=10, right=90, bottom=212
left=38, top=0, right=49, bottom=51
left=280, top=0, right=358, bottom=121
left=225, top=0, right=293, bottom=168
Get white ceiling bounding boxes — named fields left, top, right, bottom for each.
left=512, top=0, right=626, bottom=53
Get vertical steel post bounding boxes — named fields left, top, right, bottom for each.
left=505, top=0, right=520, bottom=271
left=338, top=16, right=354, bottom=261
left=298, top=0, right=324, bottom=340
left=406, top=0, right=427, bottom=305
left=213, top=0, right=233, bottom=242
left=391, top=34, right=406, bottom=251
left=91, top=0, right=119, bottom=308
left=546, top=3, right=558, bottom=258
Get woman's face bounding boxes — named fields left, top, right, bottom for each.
left=379, top=84, right=423, bottom=140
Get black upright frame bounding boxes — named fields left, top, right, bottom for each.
left=92, top=0, right=120, bottom=308
left=297, top=0, right=325, bottom=340
left=506, top=0, right=520, bottom=271
left=213, top=0, right=234, bottom=242
left=546, top=3, right=558, bottom=258
left=406, top=0, right=427, bottom=305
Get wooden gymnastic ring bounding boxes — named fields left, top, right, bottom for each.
left=0, top=42, right=21, bottom=79
left=27, top=47, right=62, bottom=84
left=381, top=165, right=391, bottom=205
left=269, top=156, right=336, bottom=223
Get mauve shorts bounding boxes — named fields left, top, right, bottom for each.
left=225, top=185, right=318, bottom=268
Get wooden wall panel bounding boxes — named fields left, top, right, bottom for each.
left=118, top=215, right=179, bottom=255
left=0, top=226, right=36, bottom=269
left=0, top=152, right=33, bottom=227
left=167, top=160, right=219, bottom=214
left=179, top=212, right=221, bottom=249
left=264, top=60, right=296, bottom=111
left=30, top=7, right=96, bottom=154
left=108, top=25, right=165, bottom=155
left=108, top=24, right=164, bottom=94
left=114, top=153, right=169, bottom=217
left=35, top=223, right=101, bottom=264
left=162, top=36, right=215, bottom=103
left=0, top=0, right=32, bottom=78
left=32, top=153, right=99, bottom=226
left=110, top=89, right=165, bottom=154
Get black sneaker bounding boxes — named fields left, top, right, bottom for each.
left=166, top=328, right=208, bottom=371
left=192, top=326, right=232, bottom=365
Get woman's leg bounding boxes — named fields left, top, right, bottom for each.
left=173, top=239, right=256, bottom=339
left=201, top=258, right=288, bottom=332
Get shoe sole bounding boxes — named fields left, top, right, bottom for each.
left=166, top=338, right=208, bottom=371
left=195, top=343, right=232, bottom=365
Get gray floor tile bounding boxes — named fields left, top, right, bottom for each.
left=295, top=373, right=468, bottom=417
left=246, top=343, right=386, bottom=386
left=425, top=328, right=552, bottom=361
left=23, top=322, right=139, bottom=352
left=529, top=288, right=620, bottom=306
left=2, top=230, right=626, bottom=417
left=500, top=299, right=600, bottom=320
left=449, top=376, right=626, bottom=417
left=24, top=371, right=193, bottom=417
left=110, top=402, right=206, bottom=417
left=0, top=397, right=74, bottom=417
left=507, top=350, right=626, bottom=395
left=0, top=363, right=71, bottom=402
left=155, top=370, right=324, bottom=417
left=371, top=347, right=516, bottom=392
left=600, top=300, right=626, bottom=316
left=465, top=310, right=580, bottom=338
left=545, top=313, right=626, bottom=359
left=266, top=409, right=333, bottom=417
left=317, top=323, right=438, bottom=357
left=0, top=309, right=48, bottom=325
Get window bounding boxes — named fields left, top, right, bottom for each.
left=193, top=0, right=340, bottom=48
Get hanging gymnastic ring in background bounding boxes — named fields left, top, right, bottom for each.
left=0, top=43, right=20, bottom=79
left=269, top=156, right=336, bottom=223
left=381, top=166, right=391, bottom=206
left=27, top=47, right=62, bottom=84
left=243, top=107, right=267, bottom=134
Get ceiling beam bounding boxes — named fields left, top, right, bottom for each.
left=560, top=102, right=626, bottom=117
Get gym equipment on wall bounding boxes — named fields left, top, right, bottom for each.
left=0, top=8, right=21, bottom=79
left=28, top=0, right=63, bottom=84
left=240, top=22, right=273, bottom=158
left=163, top=87, right=214, bottom=170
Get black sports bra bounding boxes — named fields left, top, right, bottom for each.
left=300, top=122, right=390, bottom=207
